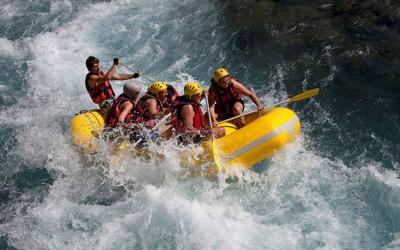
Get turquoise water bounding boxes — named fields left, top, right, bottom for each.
left=0, top=0, right=399, bottom=249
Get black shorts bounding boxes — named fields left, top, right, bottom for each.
left=215, top=99, right=244, bottom=119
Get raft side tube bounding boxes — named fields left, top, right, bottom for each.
left=70, top=110, right=105, bottom=152
left=208, top=107, right=300, bottom=173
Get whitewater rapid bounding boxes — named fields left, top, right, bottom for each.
left=0, top=0, right=399, bottom=249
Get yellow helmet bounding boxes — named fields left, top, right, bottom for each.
left=184, top=81, right=203, bottom=98
left=213, top=68, right=229, bottom=81
left=148, top=81, right=167, bottom=95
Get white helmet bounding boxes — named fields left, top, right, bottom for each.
left=123, top=82, right=141, bottom=99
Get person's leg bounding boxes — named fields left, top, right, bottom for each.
left=214, top=104, right=225, bottom=122
left=232, top=102, right=245, bottom=128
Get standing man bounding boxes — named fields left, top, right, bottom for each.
left=85, top=56, right=140, bottom=112
left=208, top=68, right=264, bottom=128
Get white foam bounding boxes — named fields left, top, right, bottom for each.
left=365, top=165, right=400, bottom=188
left=0, top=83, right=8, bottom=91
left=2, top=0, right=400, bottom=249
left=384, top=232, right=400, bottom=249
left=0, top=38, right=23, bottom=58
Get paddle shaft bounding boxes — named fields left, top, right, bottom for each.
left=216, top=88, right=320, bottom=124
left=204, top=93, right=215, bottom=140
left=119, top=62, right=155, bottom=83
left=204, top=92, right=223, bottom=169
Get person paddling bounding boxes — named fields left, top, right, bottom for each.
left=106, top=82, right=141, bottom=128
left=132, top=81, right=170, bottom=128
left=85, top=56, right=140, bottom=112
left=172, top=82, right=225, bottom=144
left=208, top=68, right=263, bottom=128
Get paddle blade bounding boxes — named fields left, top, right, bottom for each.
left=212, top=140, right=222, bottom=171
left=287, top=88, right=320, bottom=103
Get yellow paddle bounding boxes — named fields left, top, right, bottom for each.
left=203, top=92, right=222, bottom=171
left=286, top=87, right=320, bottom=102
left=216, top=88, right=320, bottom=125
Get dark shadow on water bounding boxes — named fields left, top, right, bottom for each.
left=83, top=185, right=127, bottom=206
left=224, top=158, right=271, bottom=184
left=0, top=235, right=17, bottom=250
left=252, top=158, right=271, bottom=174
left=15, top=168, right=54, bottom=192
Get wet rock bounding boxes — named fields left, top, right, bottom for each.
left=219, top=0, right=400, bottom=96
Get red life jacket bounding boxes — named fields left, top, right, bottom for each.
left=132, top=93, right=164, bottom=123
left=172, top=96, right=206, bottom=134
left=211, top=79, right=243, bottom=106
left=85, top=73, right=115, bottom=104
left=210, top=78, right=243, bottom=114
left=106, top=94, right=135, bottom=128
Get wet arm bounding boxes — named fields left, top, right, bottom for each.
left=118, top=102, right=134, bottom=123
left=146, top=99, right=161, bottom=118
left=233, top=80, right=263, bottom=108
left=181, top=105, right=198, bottom=132
left=87, top=64, right=117, bottom=88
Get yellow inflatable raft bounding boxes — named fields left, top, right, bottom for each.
left=69, top=107, right=300, bottom=173
left=197, top=107, right=300, bottom=175
left=70, top=110, right=105, bottom=153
